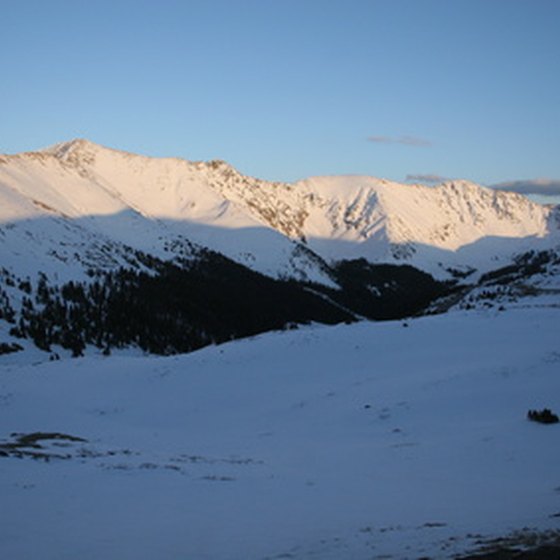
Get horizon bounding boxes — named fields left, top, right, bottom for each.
left=1, top=0, right=559, bottom=202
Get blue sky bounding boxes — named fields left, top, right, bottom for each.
left=1, top=0, right=559, bottom=195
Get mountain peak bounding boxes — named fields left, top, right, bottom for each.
left=41, top=138, right=100, bottom=158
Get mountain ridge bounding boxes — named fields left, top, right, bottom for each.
left=1, top=139, right=558, bottom=282
left=1, top=139, right=560, bottom=357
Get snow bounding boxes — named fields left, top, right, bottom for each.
left=1, top=306, right=560, bottom=559
left=297, top=175, right=558, bottom=276
left=0, top=142, right=334, bottom=284
left=1, top=140, right=558, bottom=286
left=1, top=139, right=559, bottom=557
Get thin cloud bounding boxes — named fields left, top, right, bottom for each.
left=491, top=178, right=560, bottom=197
left=406, top=173, right=449, bottom=184
left=367, top=135, right=393, bottom=144
left=367, top=135, right=431, bottom=147
left=398, top=136, right=431, bottom=147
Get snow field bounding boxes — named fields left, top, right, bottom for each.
left=1, top=307, right=560, bottom=559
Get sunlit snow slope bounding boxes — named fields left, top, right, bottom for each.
left=296, top=175, right=559, bottom=273
left=1, top=139, right=558, bottom=282
left=0, top=140, right=330, bottom=283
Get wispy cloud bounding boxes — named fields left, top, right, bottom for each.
left=367, top=135, right=431, bottom=147
left=491, top=178, right=560, bottom=197
left=406, top=173, right=449, bottom=184
left=398, top=136, right=432, bottom=147
left=367, top=135, right=393, bottom=144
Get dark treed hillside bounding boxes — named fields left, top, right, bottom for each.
left=8, top=250, right=356, bottom=356
left=317, top=259, right=450, bottom=320
left=5, top=249, right=454, bottom=357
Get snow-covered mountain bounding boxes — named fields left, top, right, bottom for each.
left=295, top=175, right=559, bottom=275
left=1, top=139, right=558, bottom=283
left=2, top=143, right=560, bottom=557
left=0, top=140, right=331, bottom=284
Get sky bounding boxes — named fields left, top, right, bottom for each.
left=1, top=0, right=559, bottom=198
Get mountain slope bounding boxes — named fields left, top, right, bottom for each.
left=0, top=140, right=333, bottom=284
left=1, top=139, right=558, bottom=283
left=1, top=139, right=559, bottom=356
left=295, top=175, right=558, bottom=274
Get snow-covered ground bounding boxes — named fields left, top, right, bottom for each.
left=1, top=305, right=560, bottom=559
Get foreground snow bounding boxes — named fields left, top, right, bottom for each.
left=1, top=308, right=560, bottom=559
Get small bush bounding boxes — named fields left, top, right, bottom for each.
left=0, top=342, right=23, bottom=355
left=527, top=408, right=559, bottom=424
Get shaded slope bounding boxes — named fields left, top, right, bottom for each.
left=1, top=307, right=560, bottom=559
left=7, top=248, right=355, bottom=356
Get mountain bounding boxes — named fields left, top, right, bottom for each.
left=1, top=139, right=558, bottom=283
left=295, top=175, right=559, bottom=276
left=0, top=139, right=332, bottom=285
left=3, top=142, right=560, bottom=558
left=1, top=139, right=559, bottom=356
